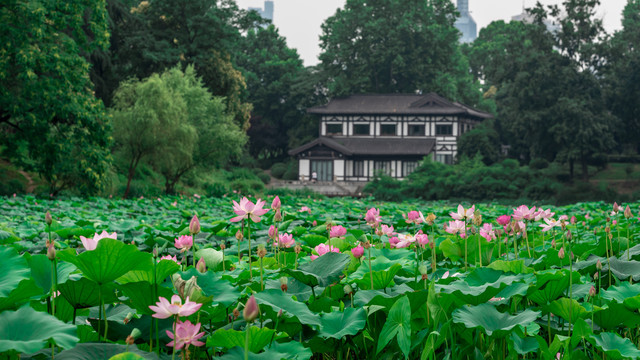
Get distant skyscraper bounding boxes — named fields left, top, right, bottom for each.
left=454, top=0, right=477, bottom=43
left=248, top=0, right=273, bottom=23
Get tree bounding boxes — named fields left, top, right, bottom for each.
left=604, top=0, right=640, bottom=151
left=0, top=0, right=112, bottom=195
left=318, top=0, right=482, bottom=105
left=111, top=66, right=246, bottom=196
left=457, top=120, right=501, bottom=165
left=235, top=25, right=321, bottom=160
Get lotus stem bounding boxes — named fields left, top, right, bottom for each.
left=172, top=316, right=177, bottom=360
left=464, top=235, right=468, bottom=272
left=478, top=234, right=482, bottom=267
left=248, top=222, right=252, bottom=280
left=259, top=257, right=264, bottom=291
left=568, top=240, right=573, bottom=339
left=368, top=245, right=373, bottom=290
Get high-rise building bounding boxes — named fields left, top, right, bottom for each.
left=248, top=0, right=273, bottom=23
left=454, top=0, right=477, bottom=43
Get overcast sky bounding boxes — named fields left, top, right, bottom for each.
left=235, top=0, right=627, bottom=66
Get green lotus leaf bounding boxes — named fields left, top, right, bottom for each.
left=58, top=277, right=118, bottom=309
left=28, top=254, right=77, bottom=293
left=254, top=289, right=321, bottom=327
left=487, top=260, right=534, bottom=274
left=206, top=326, right=276, bottom=353
left=318, top=307, right=367, bottom=339
left=57, top=238, right=152, bottom=285
left=285, top=252, right=350, bottom=288
left=212, top=341, right=312, bottom=360
left=605, top=257, right=640, bottom=282
left=55, top=343, right=162, bottom=360
left=376, top=295, right=411, bottom=358
left=528, top=270, right=573, bottom=305
left=178, top=268, right=240, bottom=307
left=350, top=257, right=402, bottom=290
left=452, top=303, right=540, bottom=337
left=0, top=246, right=30, bottom=297
left=0, top=306, right=78, bottom=353
left=545, top=297, right=588, bottom=323
left=196, top=248, right=224, bottom=270
left=437, top=268, right=528, bottom=305
left=117, top=259, right=180, bottom=285
left=109, top=353, right=146, bottom=360
left=590, top=332, right=640, bottom=359
left=120, top=281, right=175, bottom=315
left=601, top=281, right=640, bottom=303
left=593, top=302, right=640, bottom=329
left=0, top=278, right=43, bottom=311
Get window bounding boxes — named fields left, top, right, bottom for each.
left=353, top=124, right=370, bottom=135
left=374, top=161, right=393, bottom=176
left=403, top=161, right=418, bottom=176
left=380, top=124, right=397, bottom=136
left=353, top=160, right=365, bottom=177
left=326, top=123, right=342, bottom=135
left=436, top=154, right=453, bottom=165
left=436, top=124, right=453, bottom=136
left=408, top=124, right=425, bottom=136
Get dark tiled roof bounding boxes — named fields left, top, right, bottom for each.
left=307, top=93, right=493, bottom=119
left=288, top=137, right=436, bottom=156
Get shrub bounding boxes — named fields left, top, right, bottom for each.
left=206, top=182, right=231, bottom=198
left=529, top=158, right=549, bottom=170
left=257, top=172, right=271, bottom=184
left=283, top=161, right=299, bottom=181
left=230, top=179, right=265, bottom=195
left=363, top=173, right=405, bottom=202
left=270, top=163, right=288, bottom=179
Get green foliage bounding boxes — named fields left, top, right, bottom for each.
left=0, top=0, right=112, bottom=195
left=112, top=66, right=246, bottom=196
left=457, top=120, right=501, bottom=165
left=270, top=163, right=288, bottom=179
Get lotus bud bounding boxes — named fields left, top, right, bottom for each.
left=271, top=196, right=281, bottom=211
left=294, top=245, right=302, bottom=255
left=236, top=229, right=244, bottom=241
left=613, top=202, right=620, bottom=213
left=558, top=247, right=565, bottom=259
left=312, top=220, right=317, bottom=226
left=613, top=220, right=617, bottom=226
left=426, top=213, right=436, bottom=226
left=153, top=246, right=158, bottom=258
left=220, top=242, right=226, bottom=250
left=594, top=272, right=599, bottom=280
left=184, top=276, right=203, bottom=300
left=280, top=277, right=288, bottom=292
left=268, top=225, right=277, bottom=240
left=189, top=215, right=200, bottom=235
left=596, top=259, right=602, bottom=270
left=243, top=295, right=260, bottom=323
left=570, top=251, right=574, bottom=260
left=277, top=309, right=283, bottom=318
left=589, top=286, right=596, bottom=298
left=46, top=241, right=56, bottom=261
left=45, top=211, right=52, bottom=226
left=274, top=209, right=283, bottom=222
left=566, top=230, right=572, bottom=241
left=232, top=307, right=240, bottom=319
left=343, top=284, right=353, bottom=295
left=473, top=213, right=482, bottom=226
left=123, top=312, right=135, bottom=324
left=196, top=257, right=207, bottom=273
left=257, top=244, right=267, bottom=258
left=551, top=239, right=556, bottom=248
left=570, top=216, right=576, bottom=225
left=172, top=274, right=187, bottom=298
left=470, top=226, right=477, bottom=235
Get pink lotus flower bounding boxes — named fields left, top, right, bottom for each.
left=311, top=243, right=340, bottom=260
left=393, top=233, right=415, bottom=248
left=513, top=205, right=536, bottom=221
left=166, top=320, right=205, bottom=350
left=230, top=197, right=269, bottom=223
left=351, top=244, right=364, bottom=258
left=539, top=218, right=559, bottom=232
left=534, top=208, right=555, bottom=221
left=416, top=231, right=429, bottom=247
left=268, top=225, right=277, bottom=240
left=378, top=224, right=395, bottom=236
left=404, top=210, right=425, bottom=225
left=174, top=235, right=193, bottom=252
left=450, top=204, right=475, bottom=221
left=299, top=206, right=311, bottom=213
left=480, top=223, right=496, bottom=242
left=149, top=295, right=202, bottom=319
left=365, top=208, right=382, bottom=227
left=445, top=220, right=466, bottom=235
left=496, top=215, right=511, bottom=226
left=159, top=255, right=180, bottom=264
left=329, top=225, right=347, bottom=238
left=271, top=196, right=281, bottom=211
left=275, top=233, right=295, bottom=248
left=80, top=231, right=117, bottom=251
left=558, top=215, right=568, bottom=221
left=388, top=236, right=400, bottom=248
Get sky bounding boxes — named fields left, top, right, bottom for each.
left=235, top=0, right=627, bottom=66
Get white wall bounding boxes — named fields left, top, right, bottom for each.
left=299, top=159, right=310, bottom=181
left=334, top=159, right=344, bottom=180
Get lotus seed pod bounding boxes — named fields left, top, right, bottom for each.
left=473, top=213, right=482, bottom=226
left=232, top=307, right=240, bottom=319
left=343, top=284, right=353, bottom=295
left=426, top=213, right=436, bottom=226
left=236, top=229, right=243, bottom=241
left=294, top=245, right=302, bottom=254
left=257, top=244, right=267, bottom=258
left=280, top=277, right=288, bottom=292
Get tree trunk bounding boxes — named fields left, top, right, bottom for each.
left=569, top=158, right=574, bottom=179
left=581, top=158, right=589, bottom=181
left=123, top=155, right=140, bottom=199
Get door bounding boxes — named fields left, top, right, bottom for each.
left=311, top=160, right=333, bottom=182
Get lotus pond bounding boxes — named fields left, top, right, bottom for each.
left=2, top=195, right=640, bottom=359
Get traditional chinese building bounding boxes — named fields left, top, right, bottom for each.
left=288, top=93, right=492, bottom=183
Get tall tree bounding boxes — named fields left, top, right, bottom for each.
left=0, top=0, right=112, bottom=195
left=318, top=0, right=481, bottom=104
left=604, top=0, right=640, bottom=151
left=235, top=25, right=321, bottom=160
left=111, top=66, right=245, bottom=196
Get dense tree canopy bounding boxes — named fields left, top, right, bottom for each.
left=0, top=0, right=113, bottom=195
left=112, top=66, right=246, bottom=196
left=318, top=0, right=482, bottom=105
